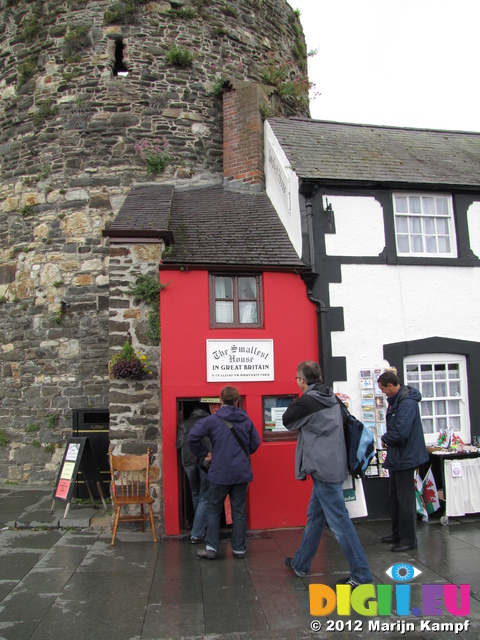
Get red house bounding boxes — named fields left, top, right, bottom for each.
left=160, top=184, right=318, bottom=535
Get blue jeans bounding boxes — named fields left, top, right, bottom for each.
left=184, top=465, right=209, bottom=539
left=292, top=477, right=372, bottom=584
left=205, top=482, right=249, bottom=553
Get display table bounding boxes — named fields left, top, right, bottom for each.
left=427, top=447, right=480, bottom=524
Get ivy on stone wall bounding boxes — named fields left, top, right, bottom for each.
left=128, top=275, right=168, bottom=345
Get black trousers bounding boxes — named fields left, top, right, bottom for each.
left=388, top=468, right=417, bottom=546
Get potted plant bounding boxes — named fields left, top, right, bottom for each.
left=109, top=341, right=152, bottom=380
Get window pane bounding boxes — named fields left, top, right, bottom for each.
left=434, top=364, right=447, bottom=379
left=448, top=364, right=460, bottom=378
left=422, top=382, right=434, bottom=397
left=406, top=364, right=419, bottom=381
left=424, top=218, right=436, bottom=234
left=450, top=416, right=460, bottom=429
left=421, top=365, right=433, bottom=379
left=436, top=198, right=448, bottom=215
left=239, top=301, right=257, bottom=323
left=395, top=196, right=408, bottom=213
left=437, top=417, right=447, bottom=430
left=425, top=236, right=437, bottom=253
left=215, top=301, right=233, bottom=323
left=396, top=217, right=408, bottom=232
left=215, top=277, right=233, bottom=299
left=421, top=401, right=433, bottom=416
left=438, top=236, right=450, bottom=253
left=412, top=235, right=424, bottom=252
left=435, top=381, right=447, bottom=397
left=436, top=218, right=449, bottom=234
left=435, top=399, right=446, bottom=415
left=448, top=400, right=460, bottom=414
left=409, top=196, right=421, bottom=213
left=397, top=235, right=410, bottom=253
left=410, top=217, right=422, bottom=233
left=449, top=380, right=461, bottom=396
left=422, top=418, right=434, bottom=433
left=238, top=277, right=256, bottom=300
left=423, top=197, right=435, bottom=214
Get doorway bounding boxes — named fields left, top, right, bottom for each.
left=176, top=397, right=243, bottom=533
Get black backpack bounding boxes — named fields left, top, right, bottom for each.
left=336, top=397, right=375, bottom=478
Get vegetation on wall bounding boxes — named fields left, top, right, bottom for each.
left=63, top=24, right=91, bottom=62
left=166, top=44, right=195, bottom=68
left=104, top=0, right=150, bottom=25
left=128, top=274, right=167, bottom=345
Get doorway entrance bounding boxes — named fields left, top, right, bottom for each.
left=176, top=396, right=243, bottom=533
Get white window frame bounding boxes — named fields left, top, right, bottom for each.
left=404, top=354, right=470, bottom=445
left=393, top=193, right=457, bottom=258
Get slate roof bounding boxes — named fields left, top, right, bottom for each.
left=104, top=184, right=307, bottom=271
left=268, top=118, right=480, bottom=188
left=104, top=184, right=174, bottom=242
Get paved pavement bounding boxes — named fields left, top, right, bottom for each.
left=1, top=483, right=480, bottom=640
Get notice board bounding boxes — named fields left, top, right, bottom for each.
left=53, top=437, right=105, bottom=504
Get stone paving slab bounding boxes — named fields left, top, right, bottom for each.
left=1, top=484, right=480, bottom=640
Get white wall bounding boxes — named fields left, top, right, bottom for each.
left=325, top=196, right=385, bottom=257
left=468, top=201, right=480, bottom=259
left=327, top=195, right=480, bottom=417
left=264, top=122, right=302, bottom=257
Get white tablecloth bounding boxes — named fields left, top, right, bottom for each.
left=444, top=457, right=480, bottom=517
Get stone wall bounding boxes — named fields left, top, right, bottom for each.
left=0, top=0, right=309, bottom=494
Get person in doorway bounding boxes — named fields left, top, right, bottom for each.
left=282, top=360, right=373, bottom=587
left=378, top=370, right=429, bottom=552
left=175, top=404, right=211, bottom=543
left=188, top=386, right=261, bottom=559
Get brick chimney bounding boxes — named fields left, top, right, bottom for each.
left=223, top=82, right=273, bottom=189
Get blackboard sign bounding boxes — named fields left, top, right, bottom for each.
left=52, top=437, right=107, bottom=516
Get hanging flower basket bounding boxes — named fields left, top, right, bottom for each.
left=109, top=341, right=152, bottom=380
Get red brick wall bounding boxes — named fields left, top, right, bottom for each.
left=223, top=84, right=267, bottom=186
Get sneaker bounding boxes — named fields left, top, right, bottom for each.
left=284, top=556, right=307, bottom=577
left=197, top=547, right=217, bottom=559
left=232, top=550, right=246, bottom=559
left=336, top=576, right=360, bottom=588
left=190, top=536, right=204, bottom=544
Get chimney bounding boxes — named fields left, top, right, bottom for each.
left=223, top=82, right=273, bottom=189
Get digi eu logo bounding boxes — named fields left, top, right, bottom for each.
left=309, top=563, right=470, bottom=617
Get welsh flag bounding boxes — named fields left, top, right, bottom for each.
left=415, top=470, right=428, bottom=521
left=422, top=467, right=440, bottom=514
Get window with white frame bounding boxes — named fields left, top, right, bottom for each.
left=404, top=354, right=470, bottom=444
left=393, top=194, right=457, bottom=257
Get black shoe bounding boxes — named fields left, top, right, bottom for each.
left=233, top=550, right=246, bottom=559
left=391, top=543, right=417, bottom=552
left=381, top=534, right=400, bottom=543
left=284, top=556, right=307, bottom=577
left=190, top=536, right=204, bottom=544
left=336, top=576, right=360, bottom=588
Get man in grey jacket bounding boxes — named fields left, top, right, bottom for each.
left=282, top=361, right=372, bottom=587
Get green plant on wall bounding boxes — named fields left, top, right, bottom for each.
left=33, top=99, right=59, bottom=126
left=128, top=274, right=170, bottom=345
left=134, top=139, right=171, bottom=174
left=0, top=430, right=9, bottom=447
left=63, top=24, right=91, bottom=62
left=18, top=55, right=38, bottom=86
left=166, top=44, right=194, bottom=68
left=104, top=0, right=150, bottom=25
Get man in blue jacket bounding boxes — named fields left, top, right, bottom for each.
left=282, top=361, right=372, bottom=587
left=378, top=370, right=429, bottom=552
left=188, top=386, right=261, bottom=559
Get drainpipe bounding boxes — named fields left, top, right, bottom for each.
left=304, top=193, right=329, bottom=382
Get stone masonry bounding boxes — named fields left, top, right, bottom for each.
left=0, top=0, right=309, bottom=531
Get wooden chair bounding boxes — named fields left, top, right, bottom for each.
left=109, top=448, right=157, bottom=545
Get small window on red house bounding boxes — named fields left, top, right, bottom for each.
left=209, top=274, right=263, bottom=328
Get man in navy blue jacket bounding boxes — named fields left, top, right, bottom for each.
left=378, top=370, right=429, bottom=552
left=188, top=386, right=261, bottom=559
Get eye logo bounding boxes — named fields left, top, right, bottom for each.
left=385, top=562, right=422, bottom=582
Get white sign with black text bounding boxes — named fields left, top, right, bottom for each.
left=206, top=339, right=274, bottom=381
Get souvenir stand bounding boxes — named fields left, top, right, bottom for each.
left=427, top=441, right=480, bottom=525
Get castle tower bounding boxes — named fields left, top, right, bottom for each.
left=0, top=0, right=309, bottom=508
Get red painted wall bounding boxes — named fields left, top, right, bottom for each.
left=160, top=269, right=318, bottom=535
